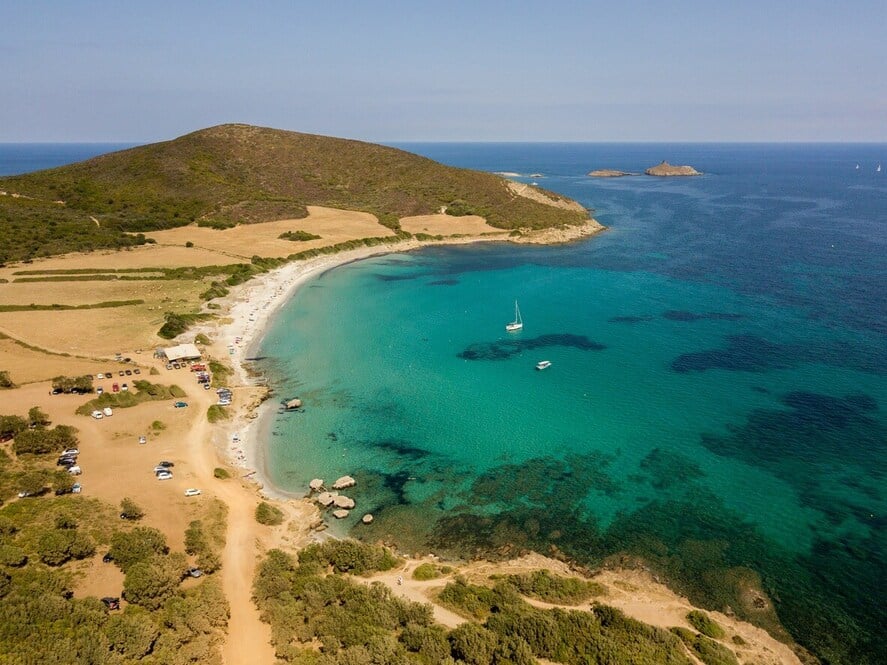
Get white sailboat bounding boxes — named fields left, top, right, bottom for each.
left=535, top=360, right=552, bottom=370
left=855, top=163, right=860, bottom=170
left=505, top=301, right=523, bottom=332
left=878, top=163, right=882, bottom=173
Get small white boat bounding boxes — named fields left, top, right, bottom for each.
left=856, top=163, right=860, bottom=170
left=878, top=163, right=882, bottom=173
left=505, top=301, right=523, bottom=332
left=535, top=360, right=552, bottom=370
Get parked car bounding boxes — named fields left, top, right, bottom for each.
left=17, top=490, right=35, bottom=498
left=71, top=483, right=82, bottom=494
left=156, top=472, right=173, bottom=480
left=166, top=364, right=173, bottom=370
left=121, top=383, right=128, bottom=391
left=96, top=373, right=104, bottom=380
left=154, top=465, right=169, bottom=474
left=91, top=410, right=103, bottom=420
left=112, top=383, right=119, bottom=392
left=133, top=368, right=141, bottom=375
left=50, top=388, right=63, bottom=395
left=119, top=371, right=125, bottom=377
left=62, top=448, right=79, bottom=456
left=102, top=552, right=113, bottom=563
left=125, top=369, right=132, bottom=376
left=174, top=401, right=188, bottom=408
left=138, top=436, right=147, bottom=444
left=57, top=458, right=77, bottom=467
left=157, top=461, right=174, bottom=468
left=103, top=407, right=113, bottom=417
left=185, top=567, right=203, bottom=578
left=67, top=465, right=82, bottom=475
left=184, top=488, right=201, bottom=497
left=55, top=483, right=80, bottom=495
left=101, top=597, right=120, bottom=610
left=96, top=387, right=104, bottom=395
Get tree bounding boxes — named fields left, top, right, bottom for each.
left=0, top=415, right=27, bottom=441
left=120, top=497, right=145, bottom=521
left=0, top=544, right=27, bottom=567
left=0, top=371, right=14, bottom=389
left=37, top=529, right=95, bottom=566
left=105, top=611, right=160, bottom=658
left=448, top=624, right=498, bottom=665
left=17, top=471, right=47, bottom=497
left=123, top=554, right=184, bottom=610
left=27, top=406, right=50, bottom=428
left=109, top=527, right=168, bottom=571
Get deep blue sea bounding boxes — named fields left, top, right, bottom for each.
left=3, top=142, right=885, bottom=663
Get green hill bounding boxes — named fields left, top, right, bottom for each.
left=0, top=124, right=588, bottom=262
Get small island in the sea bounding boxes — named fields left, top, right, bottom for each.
left=645, top=160, right=702, bottom=176
left=587, top=169, right=635, bottom=177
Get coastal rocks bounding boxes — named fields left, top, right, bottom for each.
left=309, top=478, right=324, bottom=491
left=316, top=492, right=335, bottom=507
left=644, top=161, right=701, bottom=176
left=362, top=514, right=374, bottom=524
left=332, top=475, right=356, bottom=490
left=588, top=169, right=634, bottom=177
left=332, top=509, right=350, bottom=519
left=333, top=495, right=355, bottom=509
left=285, top=398, right=303, bottom=410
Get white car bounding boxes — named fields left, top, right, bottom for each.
left=96, top=387, right=104, bottom=395
left=91, top=410, right=104, bottom=420
left=138, top=436, right=147, bottom=444
left=62, top=448, right=79, bottom=456
left=72, top=483, right=82, bottom=494
left=103, top=407, right=113, bottom=417
left=96, top=373, right=104, bottom=380
left=184, top=488, right=201, bottom=497
left=156, top=471, right=173, bottom=480
left=68, top=466, right=82, bottom=475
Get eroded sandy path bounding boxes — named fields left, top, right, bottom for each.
left=185, top=389, right=275, bottom=665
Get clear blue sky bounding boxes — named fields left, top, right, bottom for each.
left=2, top=1, right=885, bottom=142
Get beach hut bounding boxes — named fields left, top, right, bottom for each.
left=159, top=343, right=202, bottom=363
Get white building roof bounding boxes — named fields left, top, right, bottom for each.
left=163, top=343, right=202, bottom=362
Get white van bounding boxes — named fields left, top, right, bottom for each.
left=68, top=465, right=82, bottom=475
left=103, top=407, right=113, bottom=417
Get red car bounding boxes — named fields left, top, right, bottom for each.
left=112, top=383, right=120, bottom=393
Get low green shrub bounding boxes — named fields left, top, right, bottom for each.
left=412, top=562, right=441, bottom=580
left=213, top=467, right=230, bottom=479
left=502, top=569, right=605, bottom=605
left=255, top=501, right=284, bottom=526
left=279, top=230, right=321, bottom=241
left=687, top=610, right=726, bottom=639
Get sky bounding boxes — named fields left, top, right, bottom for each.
left=2, top=1, right=885, bottom=142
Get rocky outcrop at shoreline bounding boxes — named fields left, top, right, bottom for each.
left=644, top=161, right=701, bottom=176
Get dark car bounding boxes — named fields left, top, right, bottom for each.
left=57, top=458, right=77, bottom=467
left=102, top=553, right=113, bottom=563
left=119, top=370, right=125, bottom=377
left=55, top=486, right=73, bottom=495
left=125, top=369, right=132, bottom=376
left=157, top=461, right=174, bottom=468
left=101, top=597, right=120, bottom=610
left=133, top=368, right=141, bottom=375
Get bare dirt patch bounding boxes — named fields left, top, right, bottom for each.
left=146, top=206, right=396, bottom=259
left=400, top=213, right=502, bottom=236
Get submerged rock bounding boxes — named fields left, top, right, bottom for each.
left=332, top=509, right=350, bottom=519
left=362, top=514, right=374, bottom=524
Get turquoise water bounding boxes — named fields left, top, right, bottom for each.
left=258, top=144, right=886, bottom=663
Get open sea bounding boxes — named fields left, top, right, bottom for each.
left=3, top=142, right=885, bottom=663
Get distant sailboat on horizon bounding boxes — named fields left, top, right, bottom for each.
left=855, top=163, right=860, bottom=170
left=505, top=301, right=523, bottom=332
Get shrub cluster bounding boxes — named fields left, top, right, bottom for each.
left=51, top=374, right=94, bottom=393
left=255, top=501, right=284, bottom=526
left=74, top=380, right=185, bottom=415
left=687, top=609, right=726, bottom=639
left=12, top=424, right=78, bottom=456
left=500, top=569, right=605, bottom=605
left=0, top=371, right=14, bottom=389
left=279, top=230, right=321, bottom=241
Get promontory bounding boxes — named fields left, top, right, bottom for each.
left=645, top=161, right=702, bottom=176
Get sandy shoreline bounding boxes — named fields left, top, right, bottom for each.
left=204, top=227, right=602, bottom=501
